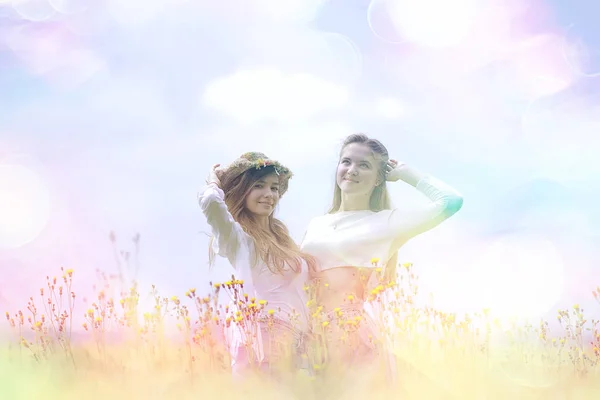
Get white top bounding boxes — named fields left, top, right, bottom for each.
left=301, top=175, right=464, bottom=270
left=198, top=183, right=311, bottom=332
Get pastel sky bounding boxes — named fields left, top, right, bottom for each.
left=0, top=0, right=599, bottom=330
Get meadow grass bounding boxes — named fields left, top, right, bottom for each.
left=2, top=237, right=600, bottom=399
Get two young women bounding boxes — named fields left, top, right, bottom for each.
left=198, top=134, right=464, bottom=381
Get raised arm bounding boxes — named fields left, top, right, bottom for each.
left=198, top=164, right=248, bottom=264
left=386, top=162, right=464, bottom=242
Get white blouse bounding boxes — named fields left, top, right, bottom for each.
left=301, top=175, right=464, bottom=270
left=198, top=183, right=311, bottom=332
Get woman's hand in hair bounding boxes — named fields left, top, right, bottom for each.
left=386, top=160, right=425, bottom=187
left=207, top=164, right=222, bottom=187
left=385, top=159, right=405, bottom=182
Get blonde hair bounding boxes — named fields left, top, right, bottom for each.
left=209, top=165, right=317, bottom=275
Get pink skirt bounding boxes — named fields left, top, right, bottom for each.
left=314, top=303, right=397, bottom=384
left=231, top=317, right=311, bottom=379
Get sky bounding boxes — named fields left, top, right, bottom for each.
left=0, top=0, right=599, bottom=331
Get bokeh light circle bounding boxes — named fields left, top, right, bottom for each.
left=369, top=0, right=480, bottom=48
left=521, top=91, right=600, bottom=183
left=11, top=0, right=55, bottom=21
left=48, top=0, right=90, bottom=14
left=320, top=32, right=363, bottom=84
left=367, top=0, right=405, bottom=44
left=0, top=164, right=51, bottom=249
left=471, top=232, right=565, bottom=321
left=563, top=23, right=600, bottom=78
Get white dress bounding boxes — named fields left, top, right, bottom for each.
left=199, top=183, right=312, bottom=371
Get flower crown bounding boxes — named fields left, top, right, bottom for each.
left=239, top=152, right=292, bottom=177
left=217, top=152, right=293, bottom=196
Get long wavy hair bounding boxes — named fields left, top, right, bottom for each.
left=210, top=165, right=317, bottom=275
left=328, top=133, right=398, bottom=276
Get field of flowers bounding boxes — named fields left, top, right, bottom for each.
left=2, top=236, right=600, bottom=400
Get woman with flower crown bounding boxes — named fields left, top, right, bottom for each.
left=301, top=133, right=464, bottom=391
left=198, top=152, right=318, bottom=383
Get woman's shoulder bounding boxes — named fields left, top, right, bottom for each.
left=303, top=215, right=321, bottom=230
left=303, top=214, right=334, bottom=235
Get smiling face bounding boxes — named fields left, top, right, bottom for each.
left=244, top=172, right=280, bottom=217
left=336, top=142, right=381, bottom=197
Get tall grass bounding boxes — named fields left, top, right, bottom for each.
left=2, top=233, right=599, bottom=399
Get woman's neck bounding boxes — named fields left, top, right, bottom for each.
left=255, top=216, right=270, bottom=230
left=338, top=193, right=371, bottom=212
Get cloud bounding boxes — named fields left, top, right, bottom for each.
left=202, top=68, right=351, bottom=124
left=370, top=96, right=409, bottom=120
left=199, top=119, right=352, bottom=166
left=243, top=29, right=362, bottom=80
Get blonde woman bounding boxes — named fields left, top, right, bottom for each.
left=301, top=133, right=463, bottom=384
